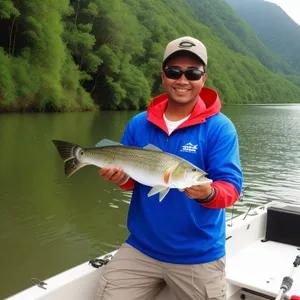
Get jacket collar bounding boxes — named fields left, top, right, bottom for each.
left=147, top=87, right=221, bottom=134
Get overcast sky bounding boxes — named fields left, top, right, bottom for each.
left=266, top=0, right=300, bottom=25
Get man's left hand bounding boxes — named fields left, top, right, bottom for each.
left=180, top=184, right=212, bottom=200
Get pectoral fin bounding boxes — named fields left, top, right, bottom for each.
left=148, top=185, right=170, bottom=202
left=148, top=185, right=167, bottom=196
left=158, top=188, right=170, bottom=202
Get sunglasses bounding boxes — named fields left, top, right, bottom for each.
left=163, top=67, right=205, bottom=81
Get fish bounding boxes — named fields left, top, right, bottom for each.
left=52, top=139, right=212, bottom=201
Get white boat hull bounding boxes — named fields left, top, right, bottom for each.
left=6, top=202, right=300, bottom=300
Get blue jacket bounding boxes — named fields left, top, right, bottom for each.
left=120, top=87, right=243, bottom=264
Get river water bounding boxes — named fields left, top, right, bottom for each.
left=1, top=105, right=300, bottom=298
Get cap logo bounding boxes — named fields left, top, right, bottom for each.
left=178, top=41, right=196, bottom=48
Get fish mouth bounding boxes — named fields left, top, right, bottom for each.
left=196, top=174, right=206, bottom=181
left=195, top=175, right=212, bottom=185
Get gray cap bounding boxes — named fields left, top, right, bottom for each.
left=163, top=36, right=207, bottom=67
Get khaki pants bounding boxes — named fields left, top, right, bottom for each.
left=94, top=243, right=226, bottom=300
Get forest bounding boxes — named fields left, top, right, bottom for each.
left=0, top=0, right=300, bottom=112
left=228, top=0, right=300, bottom=73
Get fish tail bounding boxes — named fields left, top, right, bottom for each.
left=52, top=140, right=85, bottom=178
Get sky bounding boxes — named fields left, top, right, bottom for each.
left=266, top=0, right=300, bottom=25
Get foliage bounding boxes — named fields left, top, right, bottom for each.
left=0, top=0, right=300, bottom=112
left=0, top=0, right=94, bottom=111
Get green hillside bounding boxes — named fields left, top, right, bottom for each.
left=186, top=0, right=300, bottom=77
left=227, top=0, right=300, bottom=73
left=0, top=0, right=300, bottom=112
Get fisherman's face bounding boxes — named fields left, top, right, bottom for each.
left=161, top=55, right=207, bottom=106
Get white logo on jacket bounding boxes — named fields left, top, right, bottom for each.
left=180, top=143, right=198, bottom=153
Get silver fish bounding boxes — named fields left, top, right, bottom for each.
left=52, top=139, right=212, bottom=201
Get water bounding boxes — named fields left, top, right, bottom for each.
left=0, top=105, right=300, bottom=298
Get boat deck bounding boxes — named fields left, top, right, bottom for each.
left=227, top=238, right=300, bottom=297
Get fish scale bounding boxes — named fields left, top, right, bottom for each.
left=86, top=146, right=181, bottom=174
left=52, top=139, right=212, bottom=201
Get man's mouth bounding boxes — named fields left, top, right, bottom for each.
left=174, top=87, right=191, bottom=92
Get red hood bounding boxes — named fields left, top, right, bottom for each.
left=147, top=87, right=221, bottom=134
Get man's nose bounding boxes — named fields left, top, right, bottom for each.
left=176, top=73, right=189, bottom=83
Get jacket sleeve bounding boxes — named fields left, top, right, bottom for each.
left=118, top=120, right=136, bottom=191
left=201, top=121, right=243, bottom=209
left=201, top=181, right=239, bottom=208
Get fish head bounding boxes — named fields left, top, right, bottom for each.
left=170, top=161, right=210, bottom=188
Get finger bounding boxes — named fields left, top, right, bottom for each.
left=185, top=191, right=197, bottom=199
left=110, top=169, right=126, bottom=182
left=107, top=167, right=122, bottom=180
left=184, top=187, right=195, bottom=195
left=98, top=167, right=110, bottom=176
left=187, top=184, right=209, bottom=192
left=109, top=168, right=127, bottom=182
left=184, top=188, right=206, bottom=199
left=101, top=167, right=121, bottom=180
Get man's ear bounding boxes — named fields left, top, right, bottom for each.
left=202, top=72, right=207, bottom=84
left=160, top=70, right=165, bottom=82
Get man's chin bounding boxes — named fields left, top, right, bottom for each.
left=171, top=97, right=193, bottom=105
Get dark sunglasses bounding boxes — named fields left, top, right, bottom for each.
left=163, top=67, right=205, bottom=81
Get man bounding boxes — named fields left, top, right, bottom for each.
left=95, top=36, right=243, bottom=300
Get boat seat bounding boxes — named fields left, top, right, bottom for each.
left=226, top=239, right=300, bottom=297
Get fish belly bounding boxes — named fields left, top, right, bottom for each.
left=122, top=164, right=166, bottom=187
left=87, top=155, right=166, bottom=187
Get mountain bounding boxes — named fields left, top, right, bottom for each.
left=185, top=0, right=299, bottom=77
left=227, top=0, right=300, bottom=73
left=0, top=0, right=300, bottom=112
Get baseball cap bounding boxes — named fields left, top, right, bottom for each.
left=163, top=36, right=207, bottom=68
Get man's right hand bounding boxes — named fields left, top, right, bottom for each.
left=98, top=167, right=129, bottom=186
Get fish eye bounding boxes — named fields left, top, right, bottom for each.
left=80, top=151, right=84, bottom=156
left=192, top=168, right=197, bottom=172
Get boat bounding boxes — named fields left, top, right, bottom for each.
left=5, top=201, right=300, bottom=300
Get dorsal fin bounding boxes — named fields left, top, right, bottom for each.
left=95, top=139, right=122, bottom=148
left=143, top=144, right=162, bottom=151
